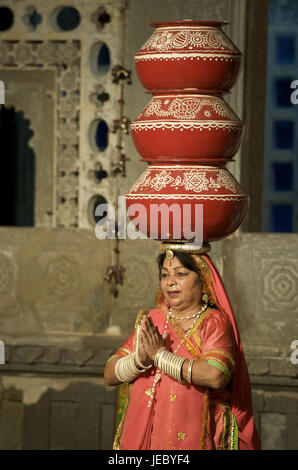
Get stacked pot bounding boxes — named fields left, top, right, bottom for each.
left=126, top=20, right=249, bottom=242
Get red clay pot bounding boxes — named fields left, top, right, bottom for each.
left=125, top=165, right=249, bottom=242
left=131, top=91, right=243, bottom=164
left=135, top=20, right=241, bottom=91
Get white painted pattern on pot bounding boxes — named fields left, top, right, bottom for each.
left=129, top=167, right=241, bottom=194
left=137, top=27, right=239, bottom=55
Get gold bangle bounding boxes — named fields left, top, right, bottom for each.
left=187, top=359, right=194, bottom=384
left=158, top=350, right=186, bottom=383
left=154, top=346, right=167, bottom=367
left=115, top=353, right=143, bottom=382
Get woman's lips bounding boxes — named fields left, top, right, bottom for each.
left=167, top=291, right=180, bottom=297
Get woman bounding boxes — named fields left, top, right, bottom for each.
left=104, top=247, right=260, bottom=450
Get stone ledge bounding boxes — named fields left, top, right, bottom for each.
left=246, top=355, right=298, bottom=379
left=1, top=344, right=115, bottom=376
left=250, top=375, right=298, bottom=389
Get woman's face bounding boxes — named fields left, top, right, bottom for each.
left=160, top=256, right=202, bottom=312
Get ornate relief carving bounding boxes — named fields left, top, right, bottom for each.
left=45, top=255, right=81, bottom=301
left=257, top=258, right=298, bottom=313
left=0, top=253, right=16, bottom=298
left=120, top=254, right=155, bottom=304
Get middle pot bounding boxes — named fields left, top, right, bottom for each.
left=131, top=91, right=243, bottom=165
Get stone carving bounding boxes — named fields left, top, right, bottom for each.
left=258, top=258, right=298, bottom=313
left=45, top=255, right=81, bottom=301
left=0, top=253, right=15, bottom=297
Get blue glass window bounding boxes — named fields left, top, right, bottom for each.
left=28, top=9, right=42, bottom=30
left=273, top=120, right=294, bottom=148
left=272, top=162, right=293, bottom=190
left=97, top=43, right=110, bottom=74
left=274, top=78, right=293, bottom=107
left=95, top=120, right=108, bottom=151
left=275, top=35, right=296, bottom=65
left=271, top=204, right=293, bottom=232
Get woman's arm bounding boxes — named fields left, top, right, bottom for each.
left=104, top=316, right=154, bottom=386
left=142, top=316, right=227, bottom=389
left=104, top=356, right=122, bottom=386
left=181, top=359, right=226, bottom=389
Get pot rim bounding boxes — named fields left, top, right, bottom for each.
left=150, top=20, right=229, bottom=28
left=145, top=89, right=229, bottom=96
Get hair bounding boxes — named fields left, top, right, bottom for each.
left=157, top=251, right=202, bottom=282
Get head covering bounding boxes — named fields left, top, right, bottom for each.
left=158, top=246, right=260, bottom=450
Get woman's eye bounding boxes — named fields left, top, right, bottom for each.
left=161, top=273, right=168, bottom=278
left=177, top=272, right=188, bottom=277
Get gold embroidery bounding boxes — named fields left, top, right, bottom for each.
left=170, top=394, right=177, bottom=402
left=145, top=388, right=153, bottom=397
left=177, top=432, right=186, bottom=440
left=168, top=307, right=210, bottom=359
left=134, top=309, right=149, bottom=328
left=113, top=383, right=133, bottom=450
left=200, top=390, right=210, bottom=449
left=192, top=329, right=202, bottom=351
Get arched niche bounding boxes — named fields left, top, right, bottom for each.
left=0, top=69, right=56, bottom=227
left=0, top=106, right=35, bottom=226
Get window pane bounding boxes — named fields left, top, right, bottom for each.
left=275, top=35, right=296, bottom=65
left=273, top=120, right=294, bottom=148
left=271, top=204, right=293, bottom=232
left=95, top=120, right=108, bottom=151
left=274, top=78, right=293, bottom=107
left=272, top=162, right=293, bottom=190
left=56, top=7, right=80, bottom=31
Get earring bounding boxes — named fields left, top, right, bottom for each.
left=202, top=292, right=209, bottom=304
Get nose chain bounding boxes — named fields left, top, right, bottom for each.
left=147, top=302, right=208, bottom=407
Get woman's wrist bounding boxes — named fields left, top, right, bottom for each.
left=135, top=351, right=153, bottom=370
left=155, top=348, right=186, bottom=383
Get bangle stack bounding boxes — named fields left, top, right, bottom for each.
left=115, top=352, right=148, bottom=383
left=187, top=359, right=194, bottom=384
left=154, top=347, right=186, bottom=383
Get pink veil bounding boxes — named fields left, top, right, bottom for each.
left=197, top=254, right=261, bottom=450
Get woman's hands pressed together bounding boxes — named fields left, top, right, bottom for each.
left=139, top=316, right=165, bottom=362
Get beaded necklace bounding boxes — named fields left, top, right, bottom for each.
left=168, top=306, right=204, bottom=321
left=147, top=302, right=208, bottom=407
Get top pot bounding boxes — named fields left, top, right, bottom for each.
left=135, top=20, right=242, bottom=92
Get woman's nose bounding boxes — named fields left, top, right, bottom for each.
left=167, top=274, right=176, bottom=286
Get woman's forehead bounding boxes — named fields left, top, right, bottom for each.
left=162, top=256, right=185, bottom=269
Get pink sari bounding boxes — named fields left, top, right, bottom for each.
left=111, top=255, right=260, bottom=450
